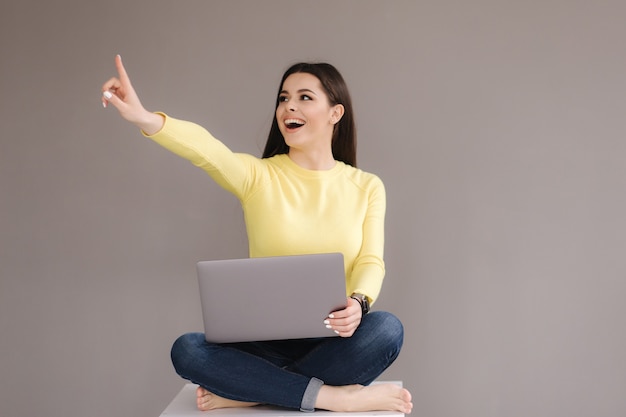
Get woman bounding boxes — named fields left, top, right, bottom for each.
left=101, top=55, right=412, bottom=414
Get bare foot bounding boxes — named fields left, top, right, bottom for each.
left=196, top=386, right=260, bottom=411
left=316, top=383, right=413, bottom=414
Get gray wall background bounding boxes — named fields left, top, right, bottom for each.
left=1, top=1, right=625, bottom=417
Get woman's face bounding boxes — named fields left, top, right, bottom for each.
left=276, top=72, right=343, bottom=152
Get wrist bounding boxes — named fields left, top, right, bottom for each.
left=350, top=293, right=370, bottom=315
left=137, top=111, right=165, bottom=136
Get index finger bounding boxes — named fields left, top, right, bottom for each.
left=327, top=299, right=357, bottom=319
left=114, top=54, right=132, bottom=85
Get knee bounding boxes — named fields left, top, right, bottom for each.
left=367, top=311, right=404, bottom=349
left=379, top=312, right=404, bottom=362
left=170, top=332, right=204, bottom=374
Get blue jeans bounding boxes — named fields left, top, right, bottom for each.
left=170, top=311, right=404, bottom=411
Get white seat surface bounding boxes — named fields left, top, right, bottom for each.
left=160, top=382, right=405, bottom=417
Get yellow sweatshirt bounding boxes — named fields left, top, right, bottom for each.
left=146, top=114, right=386, bottom=303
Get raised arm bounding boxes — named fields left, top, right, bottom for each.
left=101, top=55, right=164, bottom=135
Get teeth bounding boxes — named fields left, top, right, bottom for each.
left=285, top=119, right=305, bottom=126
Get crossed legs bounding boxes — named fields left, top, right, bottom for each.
left=171, top=311, right=412, bottom=413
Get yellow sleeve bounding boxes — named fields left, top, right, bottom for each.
left=349, top=176, right=386, bottom=304
left=143, top=113, right=252, bottom=199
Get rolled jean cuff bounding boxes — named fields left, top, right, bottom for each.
left=300, top=377, right=323, bottom=412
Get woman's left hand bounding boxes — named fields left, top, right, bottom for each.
left=324, top=297, right=362, bottom=337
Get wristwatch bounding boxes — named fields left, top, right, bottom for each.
left=350, top=293, right=370, bottom=316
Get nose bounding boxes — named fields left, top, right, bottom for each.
left=287, top=100, right=297, bottom=112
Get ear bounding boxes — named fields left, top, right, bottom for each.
left=330, top=104, right=345, bottom=125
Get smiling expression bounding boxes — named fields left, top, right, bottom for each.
left=276, top=72, right=344, bottom=154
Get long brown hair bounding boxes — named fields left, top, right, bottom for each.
left=262, top=63, right=357, bottom=167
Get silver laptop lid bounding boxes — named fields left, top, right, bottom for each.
left=197, top=253, right=347, bottom=343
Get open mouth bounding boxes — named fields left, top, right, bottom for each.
left=284, top=118, right=305, bottom=130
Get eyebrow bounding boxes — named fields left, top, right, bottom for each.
left=279, top=88, right=318, bottom=96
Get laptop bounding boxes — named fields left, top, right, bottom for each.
left=196, top=253, right=348, bottom=343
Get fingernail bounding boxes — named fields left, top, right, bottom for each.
left=323, top=320, right=330, bottom=325
left=334, top=330, right=340, bottom=334
left=325, top=324, right=332, bottom=329
left=102, top=100, right=107, bottom=108
left=328, top=314, right=335, bottom=319
left=103, top=91, right=112, bottom=99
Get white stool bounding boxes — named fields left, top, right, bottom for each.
left=160, top=382, right=405, bottom=416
